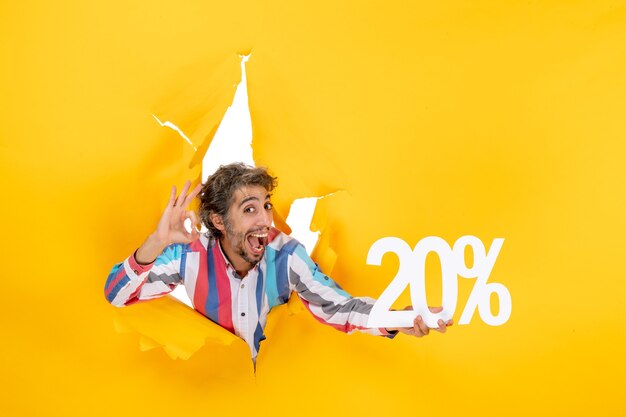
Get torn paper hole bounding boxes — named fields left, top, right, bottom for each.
left=153, top=54, right=253, bottom=307
left=285, top=197, right=320, bottom=254
left=166, top=53, right=323, bottom=307
left=201, top=54, right=255, bottom=179
left=285, top=191, right=343, bottom=255
left=117, top=52, right=347, bottom=361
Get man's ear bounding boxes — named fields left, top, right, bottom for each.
left=209, top=212, right=226, bottom=232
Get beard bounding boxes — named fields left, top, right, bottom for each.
left=223, top=216, right=264, bottom=266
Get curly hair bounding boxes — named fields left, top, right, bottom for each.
left=199, top=163, right=278, bottom=238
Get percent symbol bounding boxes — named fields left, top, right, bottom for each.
left=455, top=236, right=511, bottom=326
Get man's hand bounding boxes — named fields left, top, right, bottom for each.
left=135, top=181, right=202, bottom=264
left=387, top=306, right=453, bottom=338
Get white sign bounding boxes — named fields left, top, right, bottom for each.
left=366, top=236, right=511, bottom=329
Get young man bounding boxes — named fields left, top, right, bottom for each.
left=105, top=163, right=451, bottom=360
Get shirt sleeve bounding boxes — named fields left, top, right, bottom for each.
left=287, top=243, right=396, bottom=338
left=104, top=244, right=185, bottom=307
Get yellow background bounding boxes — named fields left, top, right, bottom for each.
left=2, top=1, right=625, bottom=416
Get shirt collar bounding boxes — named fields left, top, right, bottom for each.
left=215, top=238, right=234, bottom=270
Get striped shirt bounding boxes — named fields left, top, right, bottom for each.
left=105, top=227, right=393, bottom=360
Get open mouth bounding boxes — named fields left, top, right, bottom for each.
left=246, top=231, right=269, bottom=255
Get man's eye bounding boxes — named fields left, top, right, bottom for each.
left=264, top=203, right=273, bottom=210
left=244, top=207, right=255, bottom=213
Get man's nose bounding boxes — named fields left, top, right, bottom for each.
left=259, top=208, right=273, bottom=228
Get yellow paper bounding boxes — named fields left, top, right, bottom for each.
left=2, top=1, right=625, bottom=416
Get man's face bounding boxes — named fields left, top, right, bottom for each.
left=220, top=185, right=273, bottom=268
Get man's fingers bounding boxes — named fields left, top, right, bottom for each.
left=167, top=186, right=177, bottom=208
left=394, top=312, right=453, bottom=339
left=182, top=183, right=202, bottom=208
left=175, top=181, right=191, bottom=207
left=412, top=319, right=421, bottom=337
left=187, top=211, right=201, bottom=232
left=190, top=183, right=202, bottom=200
left=414, top=316, right=429, bottom=337
left=436, top=319, right=447, bottom=333
left=398, top=328, right=415, bottom=337
left=186, top=211, right=202, bottom=240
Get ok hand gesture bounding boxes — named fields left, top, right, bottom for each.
left=154, top=181, right=203, bottom=246
left=135, top=181, right=202, bottom=265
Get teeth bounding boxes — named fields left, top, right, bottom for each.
left=250, top=233, right=268, bottom=238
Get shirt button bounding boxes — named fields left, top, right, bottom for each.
left=241, top=284, right=245, bottom=289
left=241, top=312, right=246, bottom=317
left=133, top=270, right=139, bottom=275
